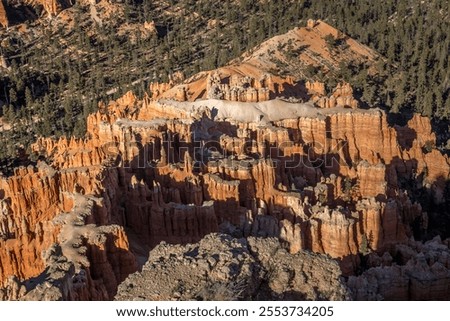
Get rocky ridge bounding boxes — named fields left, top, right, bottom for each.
left=156, top=19, right=379, bottom=104
left=115, top=233, right=349, bottom=301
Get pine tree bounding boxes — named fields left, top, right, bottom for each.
left=25, top=87, right=33, bottom=107
left=423, top=91, right=434, bottom=117
left=8, top=88, right=17, bottom=106
left=2, top=104, right=15, bottom=123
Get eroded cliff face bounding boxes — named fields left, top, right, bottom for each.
left=1, top=82, right=449, bottom=299
left=1, top=19, right=450, bottom=299
left=0, top=0, right=8, bottom=28
left=0, top=163, right=138, bottom=300
left=33, top=87, right=448, bottom=255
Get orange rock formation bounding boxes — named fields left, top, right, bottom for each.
left=0, top=0, right=8, bottom=28
left=308, top=82, right=359, bottom=109
left=39, top=0, right=64, bottom=16
left=1, top=82, right=448, bottom=299
left=18, top=89, right=447, bottom=285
